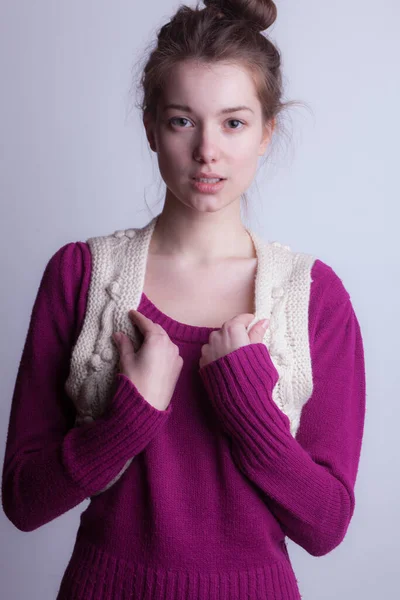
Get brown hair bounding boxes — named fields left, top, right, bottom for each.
left=129, top=0, right=305, bottom=220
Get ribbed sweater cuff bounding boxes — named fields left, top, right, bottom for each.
left=199, top=343, right=291, bottom=438
left=198, top=343, right=339, bottom=530
left=61, top=374, right=172, bottom=497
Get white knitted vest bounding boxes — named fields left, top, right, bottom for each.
left=65, top=215, right=316, bottom=496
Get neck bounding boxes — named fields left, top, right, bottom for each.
left=149, top=194, right=255, bottom=266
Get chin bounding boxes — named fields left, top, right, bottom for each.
left=188, top=196, right=237, bottom=214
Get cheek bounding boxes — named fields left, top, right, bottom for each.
left=156, top=134, right=187, bottom=170
left=234, top=134, right=260, bottom=158
left=231, top=147, right=259, bottom=181
left=156, top=148, right=187, bottom=190
left=157, top=128, right=187, bottom=152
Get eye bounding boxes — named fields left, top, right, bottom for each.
left=168, top=117, right=246, bottom=130
left=227, top=119, right=245, bottom=130
left=168, top=117, right=191, bottom=128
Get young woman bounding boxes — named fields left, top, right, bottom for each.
left=2, top=1, right=366, bottom=599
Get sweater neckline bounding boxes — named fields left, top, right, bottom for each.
left=137, top=291, right=220, bottom=343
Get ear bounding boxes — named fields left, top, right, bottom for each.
left=258, top=118, right=275, bottom=156
left=143, top=111, right=158, bottom=153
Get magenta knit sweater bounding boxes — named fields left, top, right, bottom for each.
left=1, top=241, right=366, bottom=600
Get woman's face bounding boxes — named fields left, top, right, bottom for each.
left=143, top=60, right=274, bottom=213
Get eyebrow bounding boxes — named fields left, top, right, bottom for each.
left=162, top=103, right=254, bottom=115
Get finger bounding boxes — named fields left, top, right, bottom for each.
left=128, top=309, right=158, bottom=335
left=222, top=313, right=255, bottom=328
left=113, top=331, right=135, bottom=358
left=248, top=318, right=269, bottom=342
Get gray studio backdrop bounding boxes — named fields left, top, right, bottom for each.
left=0, top=1, right=398, bottom=599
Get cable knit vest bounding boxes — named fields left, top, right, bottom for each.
left=65, top=215, right=316, bottom=496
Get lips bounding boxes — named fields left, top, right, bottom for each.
left=193, top=177, right=223, bottom=181
left=192, top=172, right=226, bottom=180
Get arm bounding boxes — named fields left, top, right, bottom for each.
left=2, top=242, right=172, bottom=533
left=199, top=264, right=366, bottom=557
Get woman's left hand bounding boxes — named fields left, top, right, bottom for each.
left=199, top=313, right=269, bottom=369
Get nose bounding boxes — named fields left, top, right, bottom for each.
left=193, top=126, right=221, bottom=164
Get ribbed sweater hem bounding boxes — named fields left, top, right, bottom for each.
left=56, top=536, right=302, bottom=600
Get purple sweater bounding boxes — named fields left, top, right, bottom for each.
left=1, top=241, right=366, bottom=600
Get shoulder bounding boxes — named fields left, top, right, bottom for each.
left=43, top=241, right=92, bottom=283
left=277, top=238, right=351, bottom=306
left=259, top=236, right=352, bottom=308
left=86, top=227, right=139, bottom=246
left=276, top=242, right=356, bottom=338
left=308, top=258, right=360, bottom=348
left=310, top=257, right=351, bottom=307
left=41, top=242, right=92, bottom=340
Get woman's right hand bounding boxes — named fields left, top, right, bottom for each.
left=112, top=310, right=183, bottom=411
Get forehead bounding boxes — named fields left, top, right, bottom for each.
left=161, top=61, right=259, bottom=112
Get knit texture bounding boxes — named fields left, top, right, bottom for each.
left=64, top=215, right=316, bottom=494
left=1, top=239, right=366, bottom=600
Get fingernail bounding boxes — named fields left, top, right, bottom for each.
left=261, top=319, right=269, bottom=329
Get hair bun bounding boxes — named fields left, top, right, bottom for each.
left=203, top=0, right=277, bottom=32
